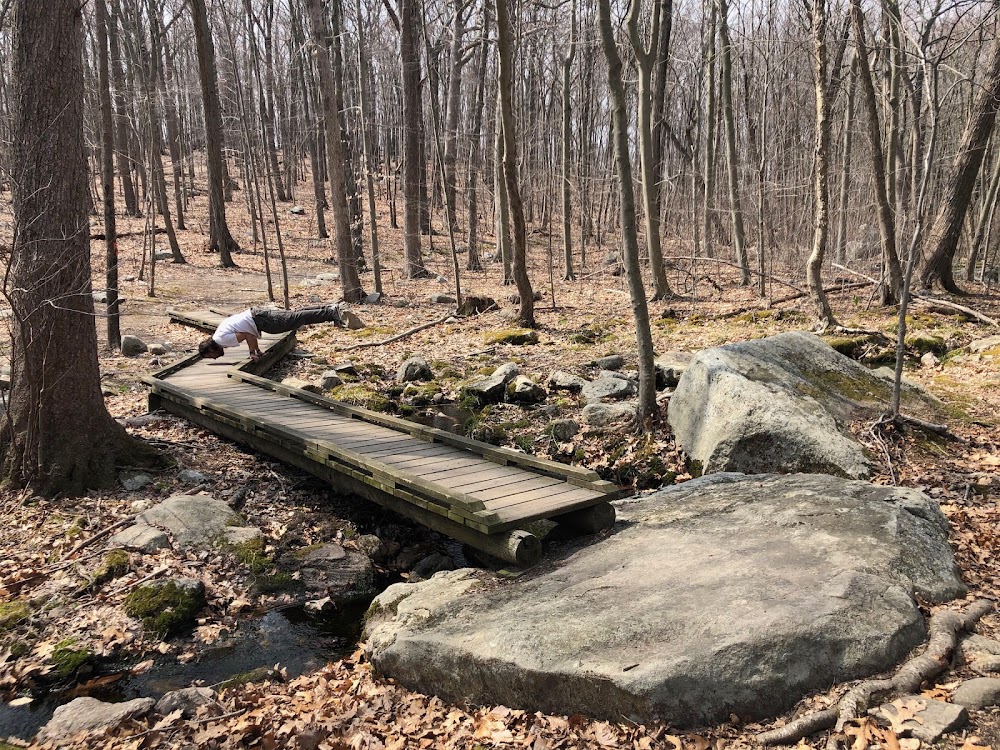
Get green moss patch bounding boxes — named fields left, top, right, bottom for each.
left=50, top=639, right=93, bottom=679
left=0, top=600, right=30, bottom=631
left=125, top=580, right=206, bottom=638
left=484, top=328, right=539, bottom=346
left=905, top=332, right=947, bottom=355
left=92, top=550, right=130, bottom=586
left=328, top=384, right=390, bottom=412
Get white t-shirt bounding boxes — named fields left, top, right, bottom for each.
left=213, top=310, right=259, bottom=349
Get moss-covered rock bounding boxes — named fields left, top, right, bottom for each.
left=0, top=599, right=29, bottom=631
left=50, top=639, right=93, bottom=678
left=124, top=578, right=206, bottom=638
left=402, top=381, right=442, bottom=406
left=328, top=384, right=390, bottom=412
left=820, top=333, right=883, bottom=359
left=484, top=328, right=539, bottom=346
left=92, top=550, right=130, bottom=586
left=905, top=332, right=947, bottom=356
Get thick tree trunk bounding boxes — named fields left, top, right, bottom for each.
left=400, top=0, right=428, bottom=277
left=597, top=0, right=658, bottom=426
left=465, top=6, right=489, bottom=273
left=496, top=0, right=535, bottom=326
left=442, top=0, right=471, bottom=233
left=304, top=0, right=364, bottom=302
left=966, top=150, right=1000, bottom=281
left=921, top=33, right=1000, bottom=292
left=561, top=0, right=577, bottom=281
left=3, top=0, right=161, bottom=496
left=356, top=0, right=383, bottom=293
left=190, top=0, right=240, bottom=266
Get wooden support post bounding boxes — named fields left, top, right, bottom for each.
left=552, top=502, right=616, bottom=534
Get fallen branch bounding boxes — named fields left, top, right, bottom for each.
left=757, top=599, right=995, bottom=746
left=664, top=256, right=806, bottom=294
left=893, top=413, right=968, bottom=444
left=911, top=295, right=999, bottom=327
left=124, top=565, right=171, bottom=591
left=336, top=313, right=452, bottom=352
left=62, top=516, right=135, bottom=562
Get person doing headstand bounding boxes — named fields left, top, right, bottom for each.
left=198, top=305, right=344, bottom=362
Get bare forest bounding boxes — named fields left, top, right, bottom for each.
left=2, top=0, right=1000, bottom=747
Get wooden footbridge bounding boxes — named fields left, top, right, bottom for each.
left=143, top=310, right=617, bottom=565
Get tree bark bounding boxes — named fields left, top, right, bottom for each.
left=496, top=0, right=535, bottom=327
left=561, top=0, right=577, bottom=281
left=2, top=0, right=161, bottom=496
left=596, top=0, right=657, bottom=426
left=94, top=0, right=121, bottom=350
left=400, top=0, right=428, bottom=277
left=190, top=0, right=240, bottom=266
left=921, top=32, right=1000, bottom=292
left=465, top=5, right=489, bottom=273
left=806, top=0, right=838, bottom=329
left=304, top=0, right=364, bottom=302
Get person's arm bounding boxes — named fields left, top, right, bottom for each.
left=236, top=332, right=263, bottom=360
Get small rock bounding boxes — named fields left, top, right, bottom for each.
left=457, top=295, right=497, bottom=315
left=435, top=275, right=449, bottom=284
left=506, top=290, right=544, bottom=304
left=430, top=293, right=457, bottom=304
left=969, top=334, right=1000, bottom=353
left=462, top=363, right=520, bottom=404
left=312, top=356, right=330, bottom=366
left=548, top=371, right=587, bottom=392
left=300, top=278, right=324, bottom=287
left=341, top=310, right=366, bottom=330
left=364, top=292, right=383, bottom=304
left=871, top=697, right=967, bottom=742
left=591, top=355, right=625, bottom=371
left=549, top=419, right=579, bottom=442
left=582, top=402, right=637, bottom=429
left=506, top=375, right=547, bottom=404
left=108, top=524, right=170, bottom=554
left=972, top=655, right=1000, bottom=672
left=389, top=298, right=411, bottom=308
left=137, top=493, right=247, bottom=548
left=223, top=526, right=264, bottom=547
left=153, top=250, right=173, bottom=261
left=281, top=377, right=322, bottom=394
left=289, top=205, right=306, bottom=215
left=331, top=362, right=359, bottom=377
left=317, top=272, right=340, bottom=281
left=148, top=343, right=169, bottom=356
left=409, top=553, right=455, bottom=583
left=952, top=677, right=1000, bottom=708
left=581, top=375, right=636, bottom=404
left=319, top=371, right=343, bottom=390
left=124, top=414, right=169, bottom=428
left=155, top=687, right=217, bottom=718
left=177, top=469, right=208, bottom=485
left=963, top=634, right=1000, bottom=657
left=130, top=499, right=154, bottom=514
left=93, top=291, right=108, bottom=304
left=921, top=351, right=939, bottom=368
left=445, top=316, right=458, bottom=324
left=121, top=335, right=148, bottom=357
left=295, top=543, right=376, bottom=602
left=398, top=357, right=433, bottom=383
left=120, top=471, right=153, bottom=491
left=654, top=352, right=691, bottom=389
left=37, top=696, right=155, bottom=743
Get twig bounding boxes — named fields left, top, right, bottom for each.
left=832, top=262, right=880, bottom=286
left=62, top=516, right=135, bottom=561
left=757, top=599, right=995, bottom=746
left=664, top=255, right=805, bottom=294
left=895, top=413, right=968, bottom=443
left=124, top=565, right=171, bottom=590
left=336, top=313, right=452, bottom=351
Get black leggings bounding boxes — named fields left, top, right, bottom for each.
left=250, top=305, right=337, bottom=334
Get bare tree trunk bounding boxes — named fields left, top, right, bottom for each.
left=718, top=0, right=749, bottom=285
left=806, top=0, right=838, bottom=329
left=304, top=0, right=364, bottom=301
left=495, top=99, right=513, bottom=284
left=921, top=33, right=1000, bottom=292
left=597, top=0, right=657, bottom=426
left=967, top=149, right=1000, bottom=281
left=160, top=42, right=186, bottom=231
left=400, top=0, right=428, bottom=277
left=107, top=3, right=140, bottom=218
left=496, top=0, right=535, bottom=327
left=850, top=0, right=901, bottom=301
left=561, top=0, right=577, bottom=281
left=702, top=2, right=718, bottom=257
left=466, top=6, right=489, bottom=273
left=190, top=0, right=240, bottom=266
left=2, top=0, right=161, bottom=495
left=834, top=55, right=857, bottom=264
left=356, top=0, right=383, bottom=293
left=95, top=0, right=121, bottom=350
left=442, top=0, right=472, bottom=233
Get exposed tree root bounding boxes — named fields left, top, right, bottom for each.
left=757, top=599, right=995, bottom=746
left=911, top=295, right=999, bottom=327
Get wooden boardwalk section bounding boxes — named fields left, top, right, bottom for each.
left=143, top=310, right=617, bottom=564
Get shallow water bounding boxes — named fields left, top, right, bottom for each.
left=0, top=601, right=368, bottom=742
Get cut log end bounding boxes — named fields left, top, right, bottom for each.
left=552, top=502, right=616, bottom=534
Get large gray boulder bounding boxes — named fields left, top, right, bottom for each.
left=364, top=473, right=965, bottom=727
left=667, top=331, right=934, bottom=479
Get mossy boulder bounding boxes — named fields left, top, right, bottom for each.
left=906, top=332, right=947, bottom=356
left=92, top=550, right=131, bottom=586
left=329, top=383, right=390, bottom=412
left=820, top=333, right=883, bottom=359
left=485, top=328, right=539, bottom=346
left=50, top=639, right=93, bottom=679
left=124, top=577, right=206, bottom=638
left=0, top=599, right=29, bottom=631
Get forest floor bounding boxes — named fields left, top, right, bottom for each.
left=1, top=184, right=1000, bottom=749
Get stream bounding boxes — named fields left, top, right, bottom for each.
left=0, top=600, right=369, bottom=742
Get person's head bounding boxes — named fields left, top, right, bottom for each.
left=198, top=337, right=225, bottom=359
